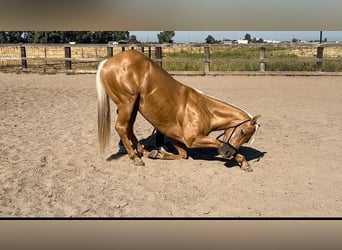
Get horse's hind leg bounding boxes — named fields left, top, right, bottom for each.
left=115, top=102, right=145, bottom=166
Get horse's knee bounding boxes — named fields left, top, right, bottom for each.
left=177, top=149, right=187, bottom=159
left=171, top=140, right=188, bottom=159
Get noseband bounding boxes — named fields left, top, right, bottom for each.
left=216, top=119, right=250, bottom=158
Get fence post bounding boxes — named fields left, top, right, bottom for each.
left=20, top=45, right=27, bottom=70
left=44, top=47, right=47, bottom=72
left=155, top=46, right=162, bottom=67
left=122, top=46, right=126, bottom=52
left=107, top=46, right=113, bottom=58
left=64, top=46, right=72, bottom=71
left=259, top=46, right=266, bottom=72
left=141, top=46, right=145, bottom=54
left=316, top=46, right=324, bottom=71
left=204, top=45, right=210, bottom=74
left=148, top=46, right=152, bottom=58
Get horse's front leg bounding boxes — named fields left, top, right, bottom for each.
left=234, top=153, right=253, bottom=172
left=148, top=139, right=187, bottom=160
left=189, top=136, right=253, bottom=171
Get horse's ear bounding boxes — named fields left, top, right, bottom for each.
left=250, top=115, right=261, bottom=125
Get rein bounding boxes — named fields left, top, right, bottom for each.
left=216, top=119, right=250, bottom=157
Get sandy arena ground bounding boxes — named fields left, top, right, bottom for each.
left=0, top=72, right=341, bottom=217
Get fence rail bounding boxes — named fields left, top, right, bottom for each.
left=1, top=43, right=342, bottom=75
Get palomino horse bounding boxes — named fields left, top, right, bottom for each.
left=96, top=50, right=260, bottom=171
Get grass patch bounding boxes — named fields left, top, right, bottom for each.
left=322, top=62, right=342, bottom=72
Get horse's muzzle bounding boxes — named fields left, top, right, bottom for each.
left=219, top=143, right=237, bottom=159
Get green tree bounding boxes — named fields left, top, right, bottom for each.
left=113, top=31, right=129, bottom=42
left=129, top=34, right=139, bottom=43
left=205, top=35, right=220, bottom=44
left=91, top=31, right=129, bottom=43
left=0, top=31, right=131, bottom=44
left=205, top=35, right=215, bottom=44
left=6, top=32, right=25, bottom=43
left=244, top=33, right=252, bottom=43
left=252, top=37, right=264, bottom=43
left=0, top=32, right=8, bottom=43
left=292, top=38, right=299, bottom=43
left=157, top=31, right=175, bottom=43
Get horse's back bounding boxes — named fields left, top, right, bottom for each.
left=99, top=50, right=152, bottom=105
left=99, top=50, right=194, bottom=134
left=102, top=50, right=151, bottom=81
left=101, top=50, right=184, bottom=98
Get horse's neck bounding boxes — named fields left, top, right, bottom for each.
left=204, top=95, right=251, bottom=130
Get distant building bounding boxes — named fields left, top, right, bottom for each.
left=108, top=41, right=118, bottom=45
left=237, top=39, right=249, bottom=45
left=265, top=40, right=281, bottom=44
left=222, top=40, right=233, bottom=45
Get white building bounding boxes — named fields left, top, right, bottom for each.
left=237, top=39, right=249, bottom=45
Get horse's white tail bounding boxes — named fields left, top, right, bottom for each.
left=96, top=59, right=110, bottom=154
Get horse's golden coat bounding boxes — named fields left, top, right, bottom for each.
left=96, top=50, right=260, bottom=170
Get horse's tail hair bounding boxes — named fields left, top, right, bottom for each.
left=96, top=59, right=110, bottom=154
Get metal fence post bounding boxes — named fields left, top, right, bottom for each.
left=64, top=46, right=72, bottom=71
left=20, top=45, right=27, bottom=70
left=148, top=46, right=152, bottom=58
left=259, top=47, right=266, bottom=72
left=204, top=45, right=210, bottom=74
left=155, top=46, right=162, bottom=67
left=316, top=46, right=324, bottom=71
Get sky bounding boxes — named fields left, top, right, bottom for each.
left=130, top=31, right=342, bottom=43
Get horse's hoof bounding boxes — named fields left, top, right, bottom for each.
left=241, top=166, right=253, bottom=172
left=148, top=150, right=159, bottom=159
left=134, top=161, right=145, bottom=167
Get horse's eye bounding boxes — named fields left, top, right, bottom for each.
left=240, top=130, right=245, bottom=136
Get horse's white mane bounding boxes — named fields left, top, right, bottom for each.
left=248, top=123, right=260, bottom=145
left=193, top=88, right=253, bottom=118
left=194, top=87, right=258, bottom=144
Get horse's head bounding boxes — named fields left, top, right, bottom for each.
left=218, top=115, right=261, bottom=158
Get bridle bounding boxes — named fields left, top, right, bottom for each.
left=216, top=119, right=251, bottom=158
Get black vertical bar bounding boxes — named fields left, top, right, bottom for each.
left=20, top=45, right=27, bottom=70
left=64, top=46, right=72, bottom=71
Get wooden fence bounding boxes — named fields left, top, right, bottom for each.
left=1, top=43, right=342, bottom=75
